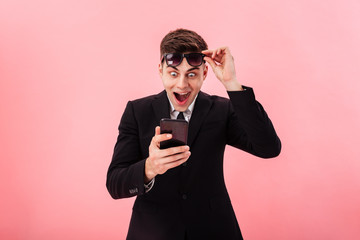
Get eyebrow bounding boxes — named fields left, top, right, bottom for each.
left=167, top=66, right=200, bottom=72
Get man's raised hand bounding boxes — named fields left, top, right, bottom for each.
left=202, top=46, right=243, bottom=91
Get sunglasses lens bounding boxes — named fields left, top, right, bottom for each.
left=186, top=53, right=204, bottom=66
left=165, top=53, right=182, bottom=66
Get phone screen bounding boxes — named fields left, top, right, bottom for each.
left=160, top=118, right=188, bottom=149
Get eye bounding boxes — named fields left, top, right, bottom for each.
left=170, top=72, right=177, bottom=77
left=188, top=73, right=196, bottom=78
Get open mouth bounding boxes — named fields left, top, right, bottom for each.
left=174, top=92, right=191, bottom=103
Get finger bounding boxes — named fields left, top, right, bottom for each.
left=212, top=48, right=221, bottom=58
left=155, top=126, right=160, bottom=136
left=208, top=48, right=222, bottom=63
left=154, top=147, right=190, bottom=167
left=163, top=151, right=191, bottom=165
left=150, top=134, right=172, bottom=150
left=216, top=47, right=228, bottom=55
left=204, top=56, right=217, bottom=70
left=152, top=133, right=172, bottom=146
left=209, top=48, right=220, bottom=59
left=213, top=54, right=223, bottom=64
left=217, top=46, right=228, bottom=52
left=218, top=47, right=232, bottom=61
left=162, top=145, right=189, bottom=157
left=222, top=46, right=231, bottom=54
left=152, top=126, right=172, bottom=148
left=202, top=49, right=214, bottom=57
left=149, top=126, right=161, bottom=149
left=164, top=154, right=190, bottom=169
left=212, top=50, right=216, bottom=59
left=153, top=144, right=189, bottom=160
left=153, top=145, right=188, bottom=160
left=150, top=152, right=190, bottom=176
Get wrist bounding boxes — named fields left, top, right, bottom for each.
left=223, top=80, right=243, bottom=91
left=144, top=158, right=156, bottom=183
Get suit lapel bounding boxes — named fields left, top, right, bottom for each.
left=187, top=91, right=213, bottom=147
left=152, top=90, right=171, bottom=124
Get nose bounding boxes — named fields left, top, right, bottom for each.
left=176, top=75, right=189, bottom=89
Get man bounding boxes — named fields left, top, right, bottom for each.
left=106, top=28, right=281, bottom=240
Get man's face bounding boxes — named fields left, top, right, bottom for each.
left=159, top=54, right=208, bottom=112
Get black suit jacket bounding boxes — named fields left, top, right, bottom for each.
left=106, top=88, right=281, bottom=240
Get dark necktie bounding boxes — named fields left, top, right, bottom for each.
left=177, top=112, right=185, bottom=120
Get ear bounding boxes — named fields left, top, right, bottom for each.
left=158, top=63, right=163, bottom=77
left=202, top=64, right=208, bottom=80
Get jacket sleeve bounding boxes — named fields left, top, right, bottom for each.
left=106, top=101, right=146, bottom=199
left=226, top=87, right=281, bottom=158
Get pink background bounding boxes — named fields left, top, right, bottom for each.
left=1, top=0, right=360, bottom=239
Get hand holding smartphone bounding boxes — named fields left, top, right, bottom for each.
left=159, top=118, right=188, bottom=149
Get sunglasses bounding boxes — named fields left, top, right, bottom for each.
left=162, top=53, right=206, bottom=67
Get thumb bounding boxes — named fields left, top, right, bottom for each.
left=155, top=126, right=161, bottom=136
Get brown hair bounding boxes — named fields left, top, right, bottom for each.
left=160, top=28, right=208, bottom=58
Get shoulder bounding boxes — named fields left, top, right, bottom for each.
left=122, top=91, right=168, bottom=122
left=196, top=91, right=232, bottom=118
left=198, top=91, right=230, bottom=106
left=130, top=91, right=165, bottom=104
left=126, top=91, right=166, bottom=110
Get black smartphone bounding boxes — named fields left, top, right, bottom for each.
left=160, top=118, right=188, bottom=149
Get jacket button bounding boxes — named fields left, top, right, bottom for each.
left=182, top=194, right=187, bottom=200
left=129, top=188, right=138, bottom=194
left=183, top=162, right=187, bottom=167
